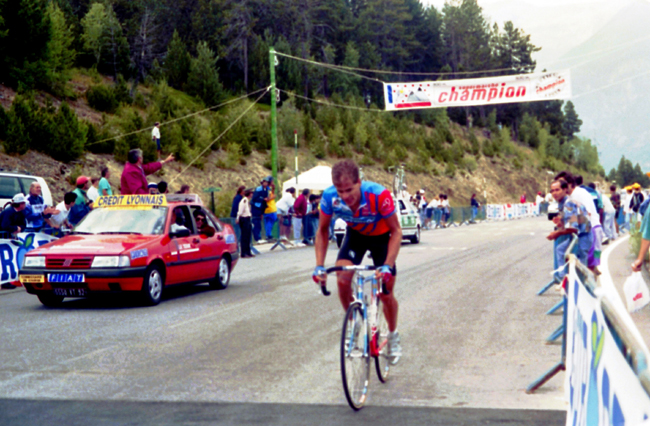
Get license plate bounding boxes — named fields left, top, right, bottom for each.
left=48, top=273, right=85, bottom=283
left=53, top=288, right=87, bottom=297
left=20, top=275, right=45, bottom=284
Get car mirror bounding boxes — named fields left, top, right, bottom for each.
left=170, top=228, right=191, bottom=238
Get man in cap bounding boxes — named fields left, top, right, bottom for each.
left=148, top=182, right=159, bottom=194
left=69, top=176, right=93, bottom=226
left=121, top=148, right=174, bottom=195
left=0, top=193, right=28, bottom=236
left=251, top=176, right=272, bottom=243
left=24, top=181, right=58, bottom=232
left=73, top=176, right=92, bottom=206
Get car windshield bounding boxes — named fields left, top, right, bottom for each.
left=74, top=207, right=168, bottom=235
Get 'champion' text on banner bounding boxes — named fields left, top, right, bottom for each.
left=383, top=70, right=571, bottom=111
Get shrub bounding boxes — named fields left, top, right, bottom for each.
left=444, top=162, right=456, bottom=177
left=464, top=156, right=478, bottom=172
left=263, top=152, right=287, bottom=172
left=87, top=84, right=118, bottom=113
left=49, top=102, right=86, bottom=162
left=216, top=143, right=242, bottom=170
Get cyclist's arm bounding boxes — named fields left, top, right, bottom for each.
left=315, top=210, right=332, bottom=267
left=384, top=213, right=402, bottom=268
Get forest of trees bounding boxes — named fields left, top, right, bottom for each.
left=0, top=0, right=605, bottom=179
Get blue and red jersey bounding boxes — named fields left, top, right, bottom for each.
left=320, top=181, right=396, bottom=236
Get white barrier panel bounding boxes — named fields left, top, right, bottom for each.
left=486, top=203, right=538, bottom=221
left=566, top=261, right=650, bottom=425
left=0, top=232, right=57, bottom=286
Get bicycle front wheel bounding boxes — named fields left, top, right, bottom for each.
left=374, top=298, right=391, bottom=383
left=341, top=303, right=370, bottom=410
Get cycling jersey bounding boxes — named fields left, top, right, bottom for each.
left=320, top=181, right=396, bottom=236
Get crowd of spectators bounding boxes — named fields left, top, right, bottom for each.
left=229, top=177, right=324, bottom=257
left=546, top=170, right=647, bottom=279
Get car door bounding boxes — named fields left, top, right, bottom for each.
left=165, top=205, right=202, bottom=284
left=190, top=206, right=220, bottom=281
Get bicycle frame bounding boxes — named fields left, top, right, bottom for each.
left=323, top=265, right=387, bottom=358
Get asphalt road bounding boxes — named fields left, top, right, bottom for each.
left=0, top=217, right=566, bottom=425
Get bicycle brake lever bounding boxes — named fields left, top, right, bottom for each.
left=321, top=284, right=331, bottom=296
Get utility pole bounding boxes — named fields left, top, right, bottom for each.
left=269, top=47, right=279, bottom=197
left=294, top=129, right=298, bottom=184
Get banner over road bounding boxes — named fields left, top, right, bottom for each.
left=383, top=70, right=571, bottom=111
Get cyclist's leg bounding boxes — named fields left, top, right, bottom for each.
left=369, top=233, right=398, bottom=332
left=336, top=229, right=366, bottom=311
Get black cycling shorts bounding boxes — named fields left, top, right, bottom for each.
left=337, top=228, right=397, bottom=276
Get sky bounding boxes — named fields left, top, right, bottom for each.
left=421, top=0, right=603, bottom=9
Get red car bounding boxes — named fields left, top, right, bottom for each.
left=19, top=194, right=239, bottom=307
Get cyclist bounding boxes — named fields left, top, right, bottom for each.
left=313, top=159, right=403, bottom=363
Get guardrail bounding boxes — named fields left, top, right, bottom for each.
left=527, top=234, right=650, bottom=423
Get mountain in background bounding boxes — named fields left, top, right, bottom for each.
left=552, top=0, right=650, bottom=172
left=479, top=0, right=631, bottom=69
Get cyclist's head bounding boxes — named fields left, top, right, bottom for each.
left=332, top=159, right=360, bottom=185
left=332, top=159, right=362, bottom=209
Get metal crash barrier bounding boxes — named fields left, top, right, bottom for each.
left=527, top=237, right=650, bottom=424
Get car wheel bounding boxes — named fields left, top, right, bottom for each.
left=410, top=226, right=421, bottom=244
left=37, top=293, right=64, bottom=307
left=336, top=234, right=344, bottom=248
left=210, top=257, right=230, bottom=290
left=141, top=265, right=164, bottom=306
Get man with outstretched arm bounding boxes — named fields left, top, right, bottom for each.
left=312, top=159, right=403, bottom=363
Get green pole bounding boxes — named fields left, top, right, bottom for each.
left=270, top=47, right=279, bottom=198
left=294, top=129, right=298, bottom=184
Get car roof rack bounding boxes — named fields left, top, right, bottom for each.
left=165, top=194, right=203, bottom=204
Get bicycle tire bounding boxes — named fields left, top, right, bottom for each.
left=374, top=298, right=391, bottom=383
left=341, top=302, right=370, bottom=410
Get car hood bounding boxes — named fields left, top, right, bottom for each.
left=28, top=234, right=161, bottom=256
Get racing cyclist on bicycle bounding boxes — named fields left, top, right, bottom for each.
left=313, top=159, right=403, bottom=363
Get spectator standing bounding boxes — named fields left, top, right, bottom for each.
left=230, top=186, right=245, bottom=219
left=293, top=188, right=309, bottom=244
left=276, top=187, right=296, bottom=240
left=427, top=196, right=440, bottom=229
left=87, top=178, right=100, bottom=202
left=535, top=192, right=544, bottom=215
left=148, top=182, right=159, bottom=194
left=152, top=122, right=162, bottom=159
left=622, top=186, right=633, bottom=233
left=157, top=181, right=169, bottom=194
left=44, top=192, right=77, bottom=236
left=251, top=177, right=271, bottom=243
left=176, top=184, right=190, bottom=194
left=304, top=194, right=320, bottom=244
left=69, top=176, right=93, bottom=226
left=470, top=193, right=480, bottom=223
left=25, top=182, right=57, bottom=232
left=264, top=183, right=278, bottom=241
left=441, top=194, right=450, bottom=227
left=236, top=189, right=254, bottom=258
left=121, top=149, right=174, bottom=195
left=610, top=185, right=621, bottom=234
left=546, top=179, right=590, bottom=277
left=0, top=193, right=27, bottom=236
left=602, top=190, right=617, bottom=243
left=631, top=183, right=645, bottom=223
left=98, top=167, right=113, bottom=196
left=520, top=192, right=526, bottom=203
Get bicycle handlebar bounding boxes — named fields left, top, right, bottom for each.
left=317, top=265, right=390, bottom=297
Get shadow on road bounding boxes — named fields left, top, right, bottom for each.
left=0, top=398, right=565, bottom=426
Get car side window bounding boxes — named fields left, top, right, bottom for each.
left=169, top=206, right=194, bottom=234
left=191, top=206, right=219, bottom=235
left=0, top=177, right=21, bottom=199
left=19, top=178, right=36, bottom=195
left=398, top=200, right=406, bottom=212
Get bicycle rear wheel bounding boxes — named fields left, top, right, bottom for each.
left=374, top=298, right=391, bottom=383
left=341, top=302, right=369, bottom=410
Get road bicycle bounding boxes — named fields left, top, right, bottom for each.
left=319, top=265, right=391, bottom=410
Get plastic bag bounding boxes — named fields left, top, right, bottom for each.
left=623, top=271, right=650, bottom=313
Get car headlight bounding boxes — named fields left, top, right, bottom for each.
left=91, top=256, right=131, bottom=268
left=23, top=256, right=46, bottom=268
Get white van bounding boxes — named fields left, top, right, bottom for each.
left=0, top=172, right=53, bottom=208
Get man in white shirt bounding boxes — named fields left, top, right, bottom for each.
left=46, top=192, right=77, bottom=235
left=152, top=122, right=161, bottom=159
left=426, top=196, right=439, bottom=229
left=87, top=177, right=100, bottom=202
left=602, top=193, right=617, bottom=243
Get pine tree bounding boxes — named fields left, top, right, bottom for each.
left=46, top=2, right=76, bottom=90
left=563, top=101, right=582, bottom=139
left=81, top=2, right=107, bottom=67
left=187, top=41, right=224, bottom=106
left=165, top=30, right=191, bottom=89
left=50, top=102, right=86, bottom=162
